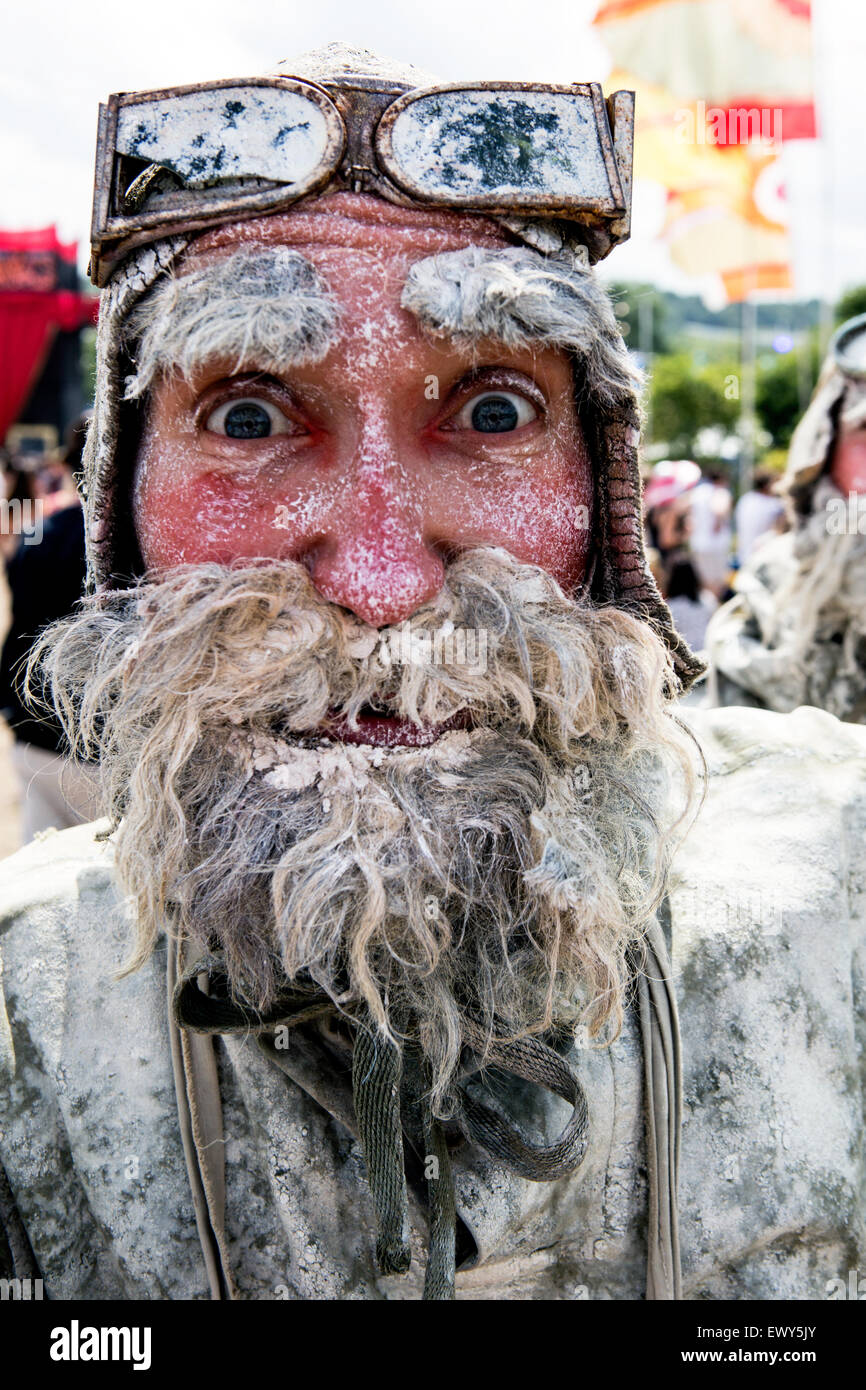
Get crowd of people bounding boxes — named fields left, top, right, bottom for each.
left=0, top=414, right=97, bottom=844
left=642, top=458, right=786, bottom=655
left=641, top=306, right=866, bottom=721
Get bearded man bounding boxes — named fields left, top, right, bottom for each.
left=705, top=315, right=866, bottom=721
left=1, top=47, right=865, bottom=1303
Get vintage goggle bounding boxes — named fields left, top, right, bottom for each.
left=90, top=75, right=634, bottom=287
left=830, top=313, right=866, bottom=381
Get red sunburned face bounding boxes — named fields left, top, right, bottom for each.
left=132, top=193, right=593, bottom=629
left=830, top=424, right=866, bottom=496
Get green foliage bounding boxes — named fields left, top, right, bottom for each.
left=755, top=341, right=820, bottom=450
left=603, top=281, right=831, bottom=457
left=758, top=447, right=789, bottom=475
left=834, top=284, right=866, bottom=327
left=648, top=354, right=740, bottom=455
left=603, top=279, right=822, bottom=336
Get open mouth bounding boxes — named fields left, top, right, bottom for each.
left=321, top=703, right=473, bottom=748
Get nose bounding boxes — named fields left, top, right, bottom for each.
left=305, top=413, right=446, bottom=628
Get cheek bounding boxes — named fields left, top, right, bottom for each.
left=430, top=437, right=593, bottom=594
left=479, top=473, right=592, bottom=591
left=133, top=435, right=202, bottom=568
left=133, top=433, right=337, bottom=568
left=831, top=435, right=866, bottom=495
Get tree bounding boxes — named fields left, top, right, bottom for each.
left=755, top=343, right=820, bottom=451
left=835, top=285, right=866, bottom=326
left=606, top=282, right=672, bottom=355
left=647, top=354, right=740, bottom=455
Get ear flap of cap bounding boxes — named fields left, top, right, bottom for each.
left=82, top=236, right=191, bottom=593
left=778, top=360, right=847, bottom=520
left=590, top=401, right=706, bottom=693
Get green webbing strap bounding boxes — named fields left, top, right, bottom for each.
left=351, top=1026, right=411, bottom=1275
left=421, top=1107, right=457, bottom=1300
left=630, top=917, right=683, bottom=1301
left=456, top=1028, right=589, bottom=1180
left=172, top=954, right=334, bottom=1033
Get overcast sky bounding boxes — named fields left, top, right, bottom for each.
left=1, top=0, right=862, bottom=303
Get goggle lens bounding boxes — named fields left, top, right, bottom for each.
left=380, top=89, right=614, bottom=206
left=115, top=84, right=341, bottom=193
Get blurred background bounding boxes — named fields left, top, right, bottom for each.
left=0, top=0, right=862, bottom=850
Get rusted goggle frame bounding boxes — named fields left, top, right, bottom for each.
left=90, top=75, right=634, bottom=287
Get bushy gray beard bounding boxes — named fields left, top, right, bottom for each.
left=31, top=547, right=697, bottom=1108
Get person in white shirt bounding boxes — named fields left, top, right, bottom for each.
left=734, top=471, right=785, bottom=565
left=688, top=471, right=733, bottom=598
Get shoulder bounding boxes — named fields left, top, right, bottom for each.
left=673, top=705, right=866, bottom=943
left=0, top=818, right=117, bottom=926
left=0, top=820, right=132, bottom=1077
left=672, top=704, right=866, bottom=951
left=0, top=822, right=199, bottom=1298
left=669, top=706, right=866, bottom=1295
left=680, top=701, right=866, bottom=769
left=677, top=704, right=866, bottom=833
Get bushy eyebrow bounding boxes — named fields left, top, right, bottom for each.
left=400, top=246, right=641, bottom=409
left=123, top=246, right=340, bottom=399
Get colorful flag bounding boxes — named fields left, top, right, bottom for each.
left=593, top=0, right=817, bottom=300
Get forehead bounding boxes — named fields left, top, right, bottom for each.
left=175, top=191, right=567, bottom=384
left=184, top=190, right=513, bottom=265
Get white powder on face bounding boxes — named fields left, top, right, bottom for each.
left=321, top=247, right=417, bottom=383
left=264, top=745, right=363, bottom=793
left=130, top=231, right=591, bottom=601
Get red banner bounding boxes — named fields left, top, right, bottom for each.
left=0, top=227, right=99, bottom=441
left=0, top=226, right=78, bottom=261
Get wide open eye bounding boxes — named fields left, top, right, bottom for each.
left=205, top=397, right=294, bottom=439
left=450, top=390, right=539, bottom=434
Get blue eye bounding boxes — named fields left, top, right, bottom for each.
left=224, top=402, right=272, bottom=438
left=451, top=389, right=539, bottom=434
left=205, top=396, right=292, bottom=438
left=472, top=395, right=519, bottom=432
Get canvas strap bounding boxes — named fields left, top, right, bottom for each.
left=631, top=916, right=683, bottom=1300
left=166, top=936, right=236, bottom=1299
